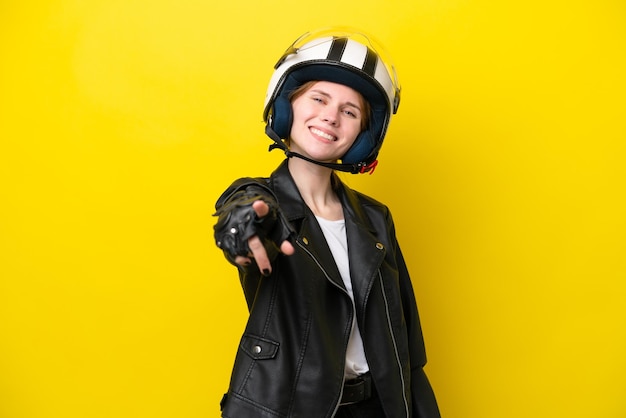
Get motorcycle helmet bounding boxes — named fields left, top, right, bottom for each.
left=263, top=27, right=401, bottom=174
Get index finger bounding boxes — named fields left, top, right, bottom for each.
left=252, top=200, right=269, bottom=218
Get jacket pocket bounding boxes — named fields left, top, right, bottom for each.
left=240, top=334, right=279, bottom=360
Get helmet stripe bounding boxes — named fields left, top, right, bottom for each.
left=327, top=37, right=348, bottom=62
left=362, top=47, right=378, bottom=77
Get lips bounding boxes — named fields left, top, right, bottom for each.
left=310, top=127, right=337, bottom=142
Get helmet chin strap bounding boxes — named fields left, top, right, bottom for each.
left=265, top=124, right=377, bottom=174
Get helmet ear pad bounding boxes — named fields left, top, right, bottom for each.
left=342, top=130, right=376, bottom=164
left=269, top=95, right=293, bottom=140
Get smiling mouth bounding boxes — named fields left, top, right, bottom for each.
left=310, top=127, right=337, bottom=142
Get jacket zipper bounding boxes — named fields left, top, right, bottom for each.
left=296, top=239, right=352, bottom=418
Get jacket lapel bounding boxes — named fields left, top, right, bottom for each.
left=339, top=185, right=386, bottom=316
left=298, top=216, right=346, bottom=290
left=269, top=161, right=345, bottom=290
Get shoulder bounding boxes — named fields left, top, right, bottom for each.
left=352, top=188, right=387, bottom=210
left=357, top=192, right=391, bottom=222
left=340, top=181, right=389, bottom=214
left=339, top=181, right=394, bottom=228
left=214, top=176, right=272, bottom=209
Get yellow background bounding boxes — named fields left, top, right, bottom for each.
left=1, top=1, right=625, bottom=417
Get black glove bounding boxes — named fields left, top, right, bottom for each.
left=213, top=186, right=294, bottom=260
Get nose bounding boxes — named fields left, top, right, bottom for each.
left=321, top=108, right=339, bottom=126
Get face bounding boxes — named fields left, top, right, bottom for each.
left=289, top=81, right=365, bottom=163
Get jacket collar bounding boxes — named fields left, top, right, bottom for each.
left=268, top=160, right=377, bottom=235
left=268, top=160, right=309, bottom=223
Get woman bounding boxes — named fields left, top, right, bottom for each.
left=214, top=28, right=441, bottom=418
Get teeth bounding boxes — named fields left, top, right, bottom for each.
left=311, top=128, right=336, bottom=141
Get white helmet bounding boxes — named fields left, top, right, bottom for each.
left=263, top=27, right=401, bottom=174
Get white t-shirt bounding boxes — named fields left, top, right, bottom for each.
left=316, top=216, right=370, bottom=379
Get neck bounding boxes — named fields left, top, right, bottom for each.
left=287, top=158, right=344, bottom=220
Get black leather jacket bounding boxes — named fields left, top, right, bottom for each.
left=217, top=161, right=440, bottom=418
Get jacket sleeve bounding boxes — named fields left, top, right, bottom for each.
left=391, top=222, right=441, bottom=418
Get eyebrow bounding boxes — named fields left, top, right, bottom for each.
left=309, top=89, right=362, bottom=112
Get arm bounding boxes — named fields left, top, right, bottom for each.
left=387, top=215, right=440, bottom=418
left=396, top=244, right=441, bottom=417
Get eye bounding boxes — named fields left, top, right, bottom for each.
left=343, top=108, right=359, bottom=119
